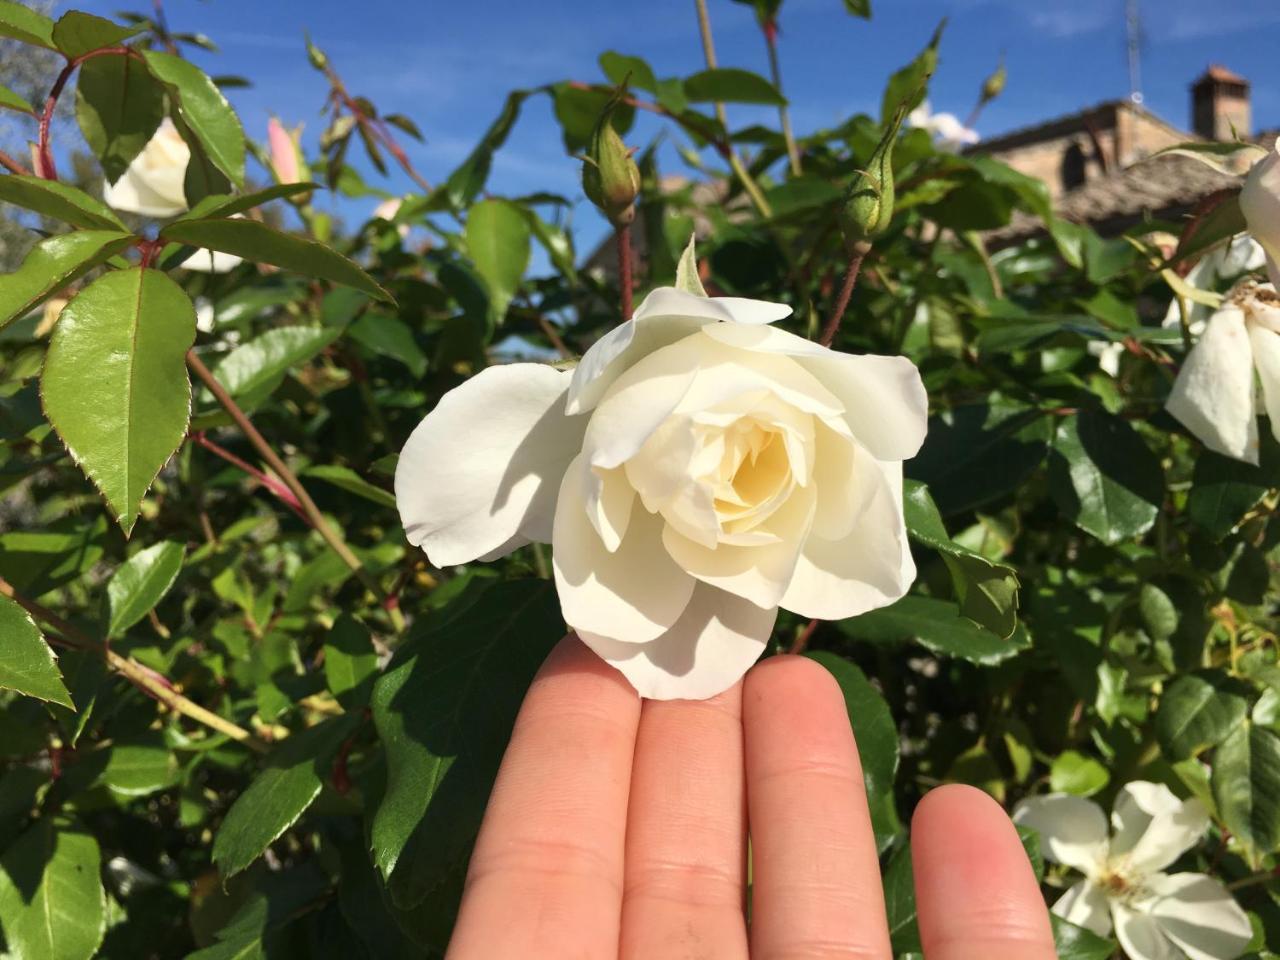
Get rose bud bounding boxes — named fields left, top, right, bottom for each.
left=582, top=93, right=641, bottom=229
left=840, top=102, right=907, bottom=253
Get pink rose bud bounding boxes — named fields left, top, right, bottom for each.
left=268, top=117, right=300, bottom=184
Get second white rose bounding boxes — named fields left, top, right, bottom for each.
left=397, top=286, right=928, bottom=699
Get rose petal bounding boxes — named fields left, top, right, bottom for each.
left=1052, top=880, right=1112, bottom=938
left=1166, top=305, right=1259, bottom=464
left=1113, top=904, right=1180, bottom=960
left=1249, top=322, right=1280, bottom=444
left=553, top=455, right=696, bottom=644
left=1011, top=794, right=1109, bottom=877
left=778, top=456, right=915, bottom=620
left=1109, top=782, right=1208, bottom=875
left=576, top=582, right=776, bottom=700
left=584, top=464, right=635, bottom=553
left=1146, top=873, right=1253, bottom=960
left=699, top=322, right=928, bottom=461
left=395, top=364, right=586, bottom=566
left=179, top=249, right=244, bottom=273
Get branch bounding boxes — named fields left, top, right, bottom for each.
left=38, top=47, right=140, bottom=181
left=762, top=22, right=802, bottom=176
left=818, top=248, right=867, bottom=348
left=186, top=351, right=406, bottom=632
left=320, top=60, right=431, bottom=193
left=0, top=576, right=267, bottom=752
left=190, top=431, right=309, bottom=522
left=617, top=224, right=634, bottom=321
left=0, top=148, right=30, bottom=175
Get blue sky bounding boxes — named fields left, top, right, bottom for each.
left=63, top=0, right=1280, bottom=251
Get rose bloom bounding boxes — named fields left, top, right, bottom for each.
left=396, top=286, right=927, bottom=699
left=1241, top=140, right=1280, bottom=287
left=1014, top=782, right=1251, bottom=960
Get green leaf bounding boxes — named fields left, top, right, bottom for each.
left=75, top=53, right=167, bottom=184
left=303, top=465, right=396, bottom=510
left=1047, top=411, right=1163, bottom=545
left=140, top=50, right=245, bottom=186
left=844, top=0, right=872, bottom=16
left=0, top=820, right=105, bottom=960
left=1049, top=750, right=1110, bottom=797
left=1175, top=191, right=1248, bottom=264
left=371, top=579, right=563, bottom=906
left=51, top=11, right=142, bottom=58
left=41, top=268, right=196, bottom=535
left=599, top=51, right=658, bottom=93
left=551, top=83, right=634, bottom=155
left=882, top=842, right=921, bottom=954
left=0, top=0, right=56, bottom=49
left=160, top=218, right=392, bottom=303
left=0, top=594, right=72, bottom=707
left=347, top=312, right=427, bottom=378
left=806, top=651, right=901, bottom=847
left=212, top=714, right=359, bottom=878
left=1052, top=915, right=1116, bottom=960
left=1186, top=432, right=1280, bottom=540
left=99, top=740, right=179, bottom=797
left=0, top=174, right=127, bottom=230
left=881, top=19, right=944, bottom=124
left=324, top=613, right=378, bottom=709
left=173, top=112, right=231, bottom=208
left=178, top=183, right=319, bottom=221
left=1138, top=583, right=1179, bottom=641
left=903, top=480, right=1019, bottom=638
left=0, top=517, right=107, bottom=600
left=0, top=230, right=135, bottom=332
left=1157, top=671, right=1250, bottom=762
left=684, top=68, right=786, bottom=106
left=0, top=82, right=33, bottom=114
left=838, top=595, right=1030, bottom=666
left=675, top=232, right=706, bottom=296
left=105, top=540, right=184, bottom=638
left=466, top=198, right=531, bottom=322
left=442, top=90, right=530, bottom=209
left=203, top=326, right=341, bottom=411
left=1212, top=723, right=1280, bottom=863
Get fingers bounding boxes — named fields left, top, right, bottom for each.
left=619, top=682, right=749, bottom=960
left=447, top=636, right=641, bottom=960
left=911, top=785, right=1057, bottom=960
left=744, top=655, right=892, bottom=960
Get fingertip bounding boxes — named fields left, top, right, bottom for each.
left=913, top=783, right=1007, bottom=837
left=744, top=653, right=844, bottom=714
left=531, top=633, right=640, bottom=706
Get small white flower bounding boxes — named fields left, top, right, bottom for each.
left=395, top=286, right=928, bottom=700
left=1165, top=281, right=1280, bottom=464
left=1240, top=140, right=1280, bottom=288
left=373, top=197, right=410, bottom=239
left=1014, top=782, right=1252, bottom=960
left=103, top=118, right=190, bottom=218
left=908, top=100, right=979, bottom=152
left=1162, top=236, right=1267, bottom=334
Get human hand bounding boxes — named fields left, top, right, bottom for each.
left=446, top=637, right=1057, bottom=959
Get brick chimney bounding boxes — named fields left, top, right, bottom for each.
left=1192, top=65, right=1251, bottom=140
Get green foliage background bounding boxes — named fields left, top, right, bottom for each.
left=0, top=2, right=1277, bottom=957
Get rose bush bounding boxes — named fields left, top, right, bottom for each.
left=396, top=280, right=926, bottom=698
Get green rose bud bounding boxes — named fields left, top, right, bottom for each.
left=582, top=93, right=641, bottom=229
left=839, top=102, right=908, bottom=252
left=981, top=58, right=1007, bottom=104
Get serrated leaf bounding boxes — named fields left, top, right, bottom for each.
left=160, top=218, right=392, bottom=303
left=75, top=52, right=166, bottom=184
left=684, top=68, right=786, bottom=106
left=0, top=0, right=56, bottom=49
left=99, top=740, right=179, bottom=797
left=466, top=198, right=530, bottom=322
left=51, top=11, right=142, bottom=58
left=0, top=594, right=72, bottom=707
left=212, top=714, right=359, bottom=878
left=0, top=820, right=105, bottom=960
left=1212, top=723, right=1280, bottom=864
left=371, top=579, right=563, bottom=905
left=442, top=90, right=530, bottom=209
left=0, top=230, right=135, bottom=331
left=202, top=325, right=341, bottom=411
left=599, top=51, right=658, bottom=93
left=141, top=50, right=245, bottom=186
left=1052, top=915, right=1117, bottom=960
left=1049, top=749, right=1110, bottom=797
left=0, top=174, right=127, bottom=230
left=324, top=614, right=378, bottom=709
left=903, top=480, right=1019, bottom=638
left=177, top=183, right=319, bottom=222
left=838, top=595, right=1030, bottom=666
left=347, top=312, right=427, bottom=378
left=303, top=465, right=395, bottom=510
left=1156, top=671, right=1249, bottom=762
left=1047, top=411, right=1163, bottom=545
left=0, top=517, right=107, bottom=600
left=41, top=268, right=195, bottom=535
left=1186, top=431, right=1280, bottom=539
left=0, top=82, right=33, bottom=114
left=105, top=540, right=184, bottom=638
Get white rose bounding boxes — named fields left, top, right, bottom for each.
left=1013, top=782, right=1252, bottom=960
left=908, top=100, right=980, bottom=153
left=1165, top=281, right=1280, bottom=464
left=103, top=118, right=190, bottom=218
left=395, top=286, right=928, bottom=700
left=1241, top=141, right=1280, bottom=287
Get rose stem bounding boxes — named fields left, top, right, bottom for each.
left=818, top=248, right=868, bottom=348
left=0, top=575, right=268, bottom=752
left=617, top=223, right=634, bottom=321
left=186, top=350, right=406, bottom=632
left=37, top=46, right=140, bottom=181
left=788, top=618, right=820, bottom=655
left=0, top=148, right=29, bottom=175
left=190, top=431, right=309, bottom=523
left=762, top=19, right=802, bottom=177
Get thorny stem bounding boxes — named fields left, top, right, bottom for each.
left=186, top=350, right=406, bottom=632
left=617, top=223, right=634, bottom=321
left=320, top=60, right=431, bottom=193
left=0, top=576, right=268, bottom=753
left=818, top=248, right=868, bottom=348
left=38, top=46, right=140, bottom=181
left=762, top=22, right=802, bottom=176
left=191, top=431, right=309, bottom=522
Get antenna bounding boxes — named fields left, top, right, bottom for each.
left=1126, top=0, right=1144, bottom=105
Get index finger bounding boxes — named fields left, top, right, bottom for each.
left=447, top=636, right=641, bottom=960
